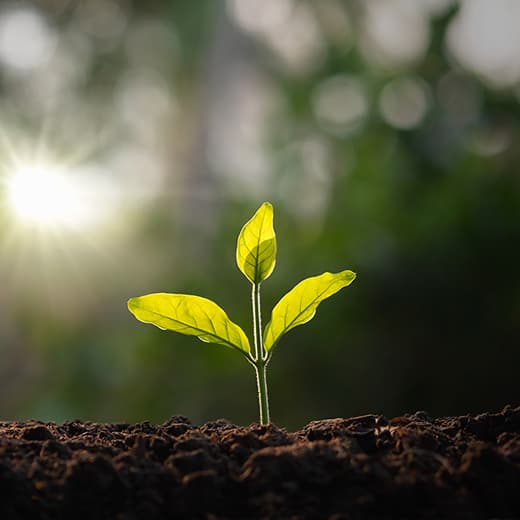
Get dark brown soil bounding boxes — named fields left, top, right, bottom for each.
left=0, top=406, right=518, bottom=519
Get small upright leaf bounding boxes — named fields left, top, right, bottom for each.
left=128, top=293, right=251, bottom=354
left=236, top=202, right=276, bottom=284
left=263, top=270, right=356, bottom=352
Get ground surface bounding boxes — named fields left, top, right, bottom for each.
left=0, top=406, right=518, bottom=519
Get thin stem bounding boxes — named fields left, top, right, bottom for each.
left=255, top=362, right=270, bottom=424
left=252, top=283, right=264, bottom=358
left=251, top=282, right=270, bottom=423
left=251, top=284, right=259, bottom=361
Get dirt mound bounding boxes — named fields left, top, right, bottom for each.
left=0, top=405, right=518, bottom=519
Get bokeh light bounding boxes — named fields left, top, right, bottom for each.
left=313, top=75, right=368, bottom=136
left=379, top=77, right=431, bottom=130
left=0, top=7, right=56, bottom=71
left=447, top=0, right=520, bottom=87
left=359, top=0, right=431, bottom=70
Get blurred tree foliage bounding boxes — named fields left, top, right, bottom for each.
left=0, top=1, right=518, bottom=429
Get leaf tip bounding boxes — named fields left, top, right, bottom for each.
left=236, top=201, right=277, bottom=284
left=339, top=269, right=357, bottom=283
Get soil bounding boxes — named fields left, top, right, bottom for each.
left=0, top=406, right=518, bottom=519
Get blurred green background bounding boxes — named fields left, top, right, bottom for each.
left=0, top=0, right=518, bottom=430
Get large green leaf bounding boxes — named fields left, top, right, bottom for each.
left=263, top=270, right=356, bottom=352
left=236, top=202, right=276, bottom=284
left=128, top=293, right=251, bottom=354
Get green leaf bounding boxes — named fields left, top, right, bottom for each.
left=128, top=293, right=251, bottom=354
left=236, top=202, right=276, bottom=284
left=263, top=270, right=356, bottom=352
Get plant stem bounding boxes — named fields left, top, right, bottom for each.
left=251, top=283, right=270, bottom=424
left=255, top=362, right=270, bottom=424
left=251, top=283, right=260, bottom=361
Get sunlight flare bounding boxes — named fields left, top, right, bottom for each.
left=7, top=163, right=90, bottom=229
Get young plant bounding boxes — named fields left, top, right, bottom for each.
left=127, top=202, right=356, bottom=424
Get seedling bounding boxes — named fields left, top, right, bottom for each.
left=128, top=202, right=356, bottom=424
